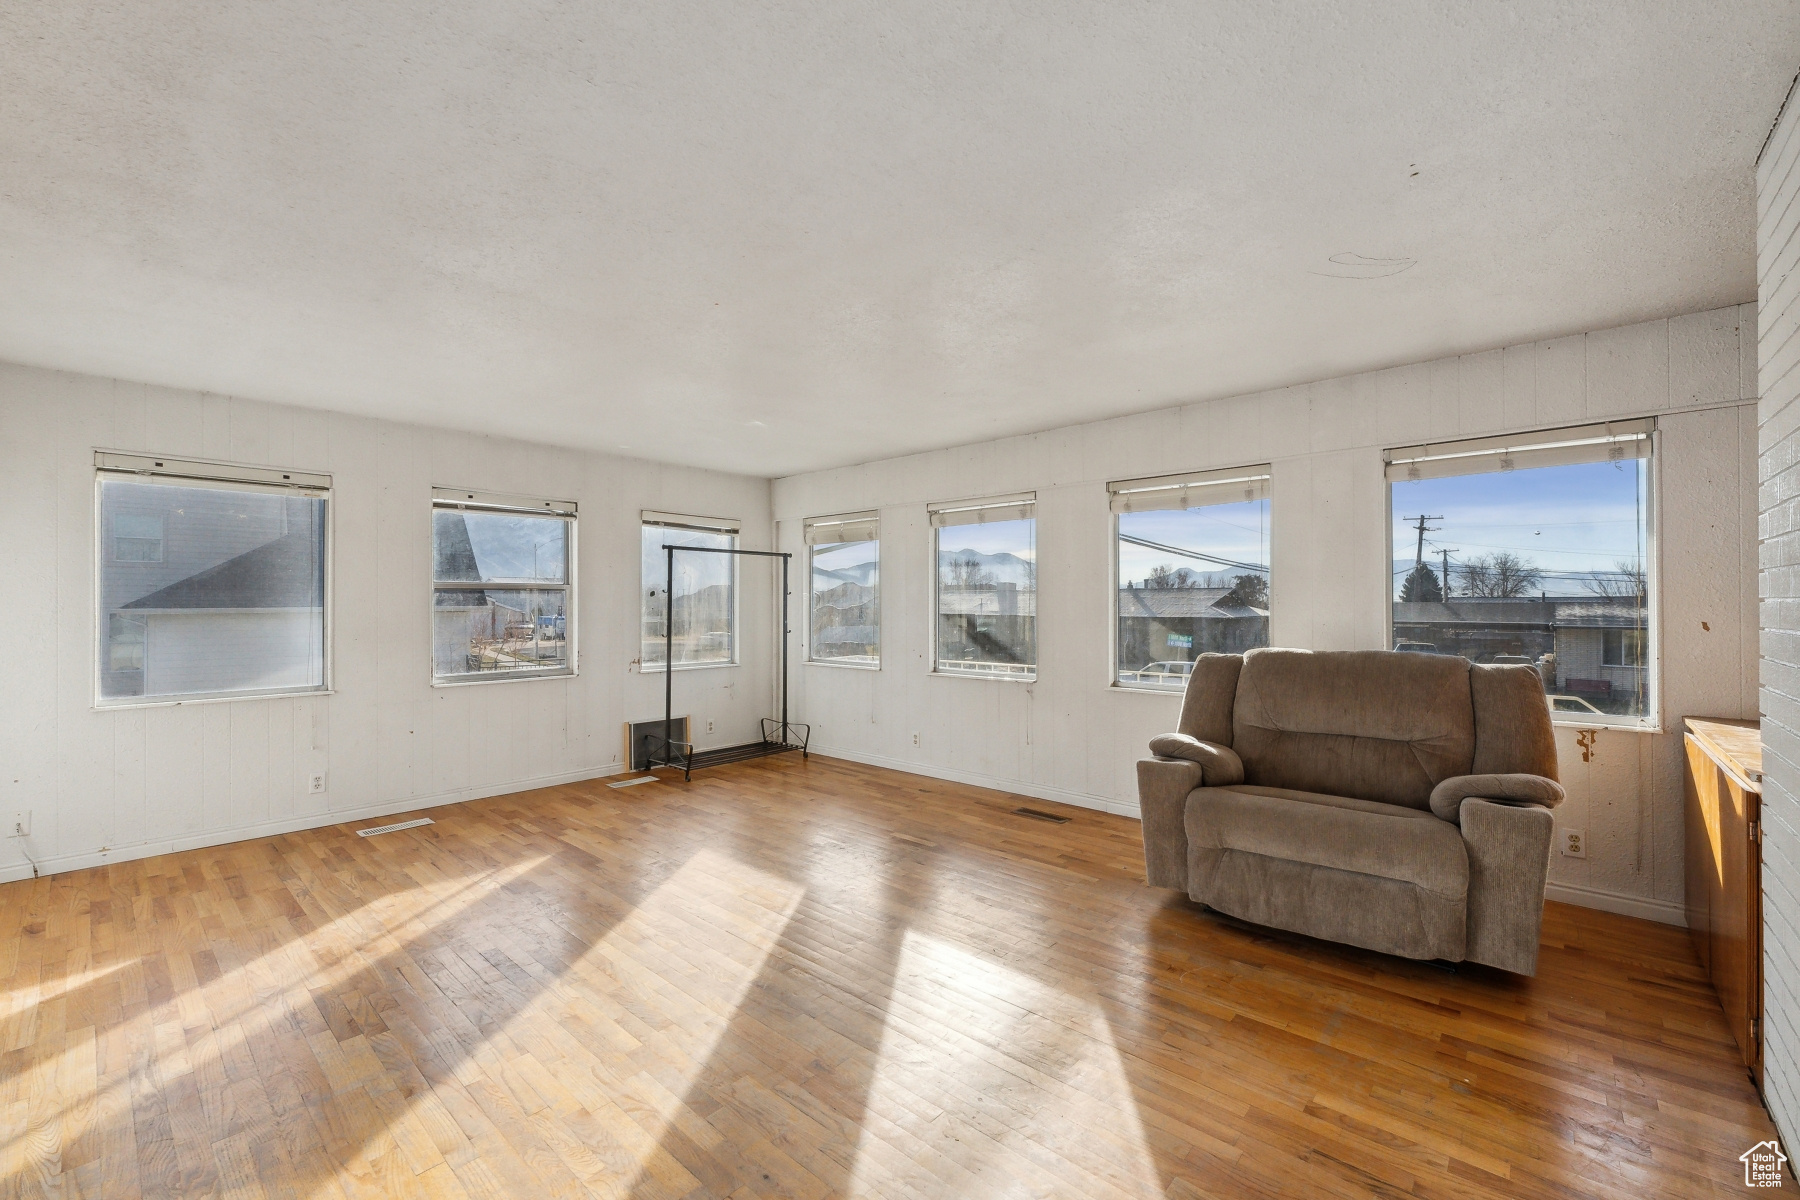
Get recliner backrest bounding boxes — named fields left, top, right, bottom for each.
left=1230, top=648, right=1476, bottom=810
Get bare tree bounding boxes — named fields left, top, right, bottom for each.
left=1456, top=552, right=1543, bottom=598
left=1582, top=559, right=1647, bottom=600
left=944, top=555, right=991, bottom=589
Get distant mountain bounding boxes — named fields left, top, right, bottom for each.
left=937, top=547, right=1034, bottom=587
left=812, top=561, right=878, bottom=587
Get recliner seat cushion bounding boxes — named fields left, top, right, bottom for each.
left=1185, top=785, right=1470, bottom=898
left=1231, top=648, right=1476, bottom=809
left=1184, top=784, right=1470, bottom=962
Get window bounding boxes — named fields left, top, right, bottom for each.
left=432, top=489, right=576, bottom=683
left=95, top=453, right=329, bottom=704
left=642, top=512, right=739, bottom=669
left=931, top=493, right=1035, bottom=678
left=806, top=512, right=879, bottom=667
left=112, top=513, right=163, bottom=561
left=1110, top=466, right=1271, bottom=689
left=1386, top=419, right=1653, bottom=727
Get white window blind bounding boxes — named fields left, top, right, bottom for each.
left=1384, top=419, right=1654, bottom=482
left=1107, top=466, right=1272, bottom=514
left=643, top=510, right=740, bottom=534
left=433, top=486, right=576, bottom=516
left=803, top=511, right=879, bottom=544
left=927, top=493, right=1035, bottom=528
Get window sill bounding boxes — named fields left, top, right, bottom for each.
left=1110, top=681, right=1184, bottom=695
left=806, top=659, right=881, bottom=672
left=433, top=669, right=575, bottom=688
left=639, top=661, right=740, bottom=674
left=95, top=687, right=335, bottom=710
left=1551, top=717, right=1661, bottom=734
left=931, top=667, right=1037, bottom=683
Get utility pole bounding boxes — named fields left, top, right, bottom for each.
left=1438, top=547, right=1458, bottom=598
left=1403, top=515, right=1442, bottom=567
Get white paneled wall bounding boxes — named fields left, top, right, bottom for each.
left=0, top=364, right=774, bottom=882
left=1758, top=75, right=1800, bottom=1152
left=776, top=305, right=1760, bottom=925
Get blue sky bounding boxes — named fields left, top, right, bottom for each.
left=1119, top=500, right=1269, bottom=588
left=1390, top=458, right=1646, bottom=592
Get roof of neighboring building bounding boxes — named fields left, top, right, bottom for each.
left=1394, top=596, right=1645, bottom=628
left=938, top=585, right=1037, bottom=617
left=1118, top=586, right=1266, bottom=619
left=124, top=530, right=323, bottom=611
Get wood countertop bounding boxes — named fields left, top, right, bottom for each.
left=1685, top=716, right=1762, bottom=789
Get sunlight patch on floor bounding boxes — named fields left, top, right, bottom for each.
left=845, top=929, right=1162, bottom=1199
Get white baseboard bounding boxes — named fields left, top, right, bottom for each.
left=1545, top=881, right=1686, bottom=926
left=809, top=745, right=1140, bottom=819
left=0, top=763, right=628, bottom=885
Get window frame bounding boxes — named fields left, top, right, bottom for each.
left=430, top=487, right=578, bottom=687
left=1107, top=465, right=1272, bottom=693
left=92, top=451, right=335, bottom=709
left=804, top=511, right=880, bottom=670
left=928, top=492, right=1038, bottom=682
left=641, top=511, right=741, bottom=673
left=1381, top=420, right=1659, bottom=731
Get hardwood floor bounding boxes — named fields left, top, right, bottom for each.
left=0, top=753, right=1786, bottom=1198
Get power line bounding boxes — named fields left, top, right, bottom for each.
left=1118, top=533, right=1266, bottom=574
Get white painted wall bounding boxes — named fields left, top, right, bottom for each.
left=1757, top=75, right=1800, bottom=1153
left=0, top=362, right=775, bottom=882
left=775, top=305, right=1760, bottom=925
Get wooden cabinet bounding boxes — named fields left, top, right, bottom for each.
left=1683, top=716, right=1763, bottom=1087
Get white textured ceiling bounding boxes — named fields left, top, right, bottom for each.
left=3, top=3, right=1796, bottom=476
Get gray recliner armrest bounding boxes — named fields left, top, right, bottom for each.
left=1428, top=772, right=1564, bottom=824
left=1147, top=734, right=1246, bottom=786
left=1137, top=757, right=1204, bottom=891
left=1459, top=797, right=1555, bottom=975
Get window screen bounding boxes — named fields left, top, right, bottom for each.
left=806, top=512, right=879, bottom=666
left=95, top=454, right=329, bottom=703
left=643, top=512, right=739, bottom=669
left=931, top=494, right=1036, bottom=678
left=432, top=489, right=576, bottom=683
left=1110, top=466, right=1271, bottom=689
left=1386, top=420, right=1653, bottom=726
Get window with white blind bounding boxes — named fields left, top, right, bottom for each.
left=806, top=512, right=879, bottom=667
left=1110, top=466, right=1271, bottom=689
left=642, top=511, right=739, bottom=669
left=432, top=489, right=576, bottom=683
left=95, top=453, right=330, bottom=704
left=1386, top=419, right=1654, bottom=726
left=931, top=493, right=1036, bottom=678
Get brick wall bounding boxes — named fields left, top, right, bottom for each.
left=1758, top=70, right=1800, bottom=1146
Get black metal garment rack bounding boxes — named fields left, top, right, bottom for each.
left=646, top=543, right=810, bottom=780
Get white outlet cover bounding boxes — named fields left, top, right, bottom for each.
left=309, top=773, right=327, bottom=794
left=1561, top=828, right=1586, bottom=858
left=9, top=810, right=27, bottom=837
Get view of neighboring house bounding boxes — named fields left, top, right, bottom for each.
left=101, top=486, right=326, bottom=699
left=812, top=577, right=877, bottom=660
left=1117, top=584, right=1269, bottom=670
left=936, top=583, right=1036, bottom=669
left=432, top=510, right=568, bottom=675
left=1393, top=595, right=1648, bottom=713
left=642, top=582, right=735, bottom=664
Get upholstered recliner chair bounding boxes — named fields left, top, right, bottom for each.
left=1138, top=647, right=1564, bottom=974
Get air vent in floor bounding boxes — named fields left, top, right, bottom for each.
left=356, top=817, right=434, bottom=837
left=1013, top=807, right=1070, bottom=824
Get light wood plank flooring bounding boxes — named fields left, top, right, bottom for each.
left=0, top=753, right=1786, bottom=1198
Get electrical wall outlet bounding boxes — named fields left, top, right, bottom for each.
left=706, top=719, right=714, bottom=734
left=309, top=773, right=327, bottom=795
left=1561, top=828, right=1586, bottom=859
left=8, top=811, right=28, bottom=838
left=911, top=732, right=921, bottom=747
